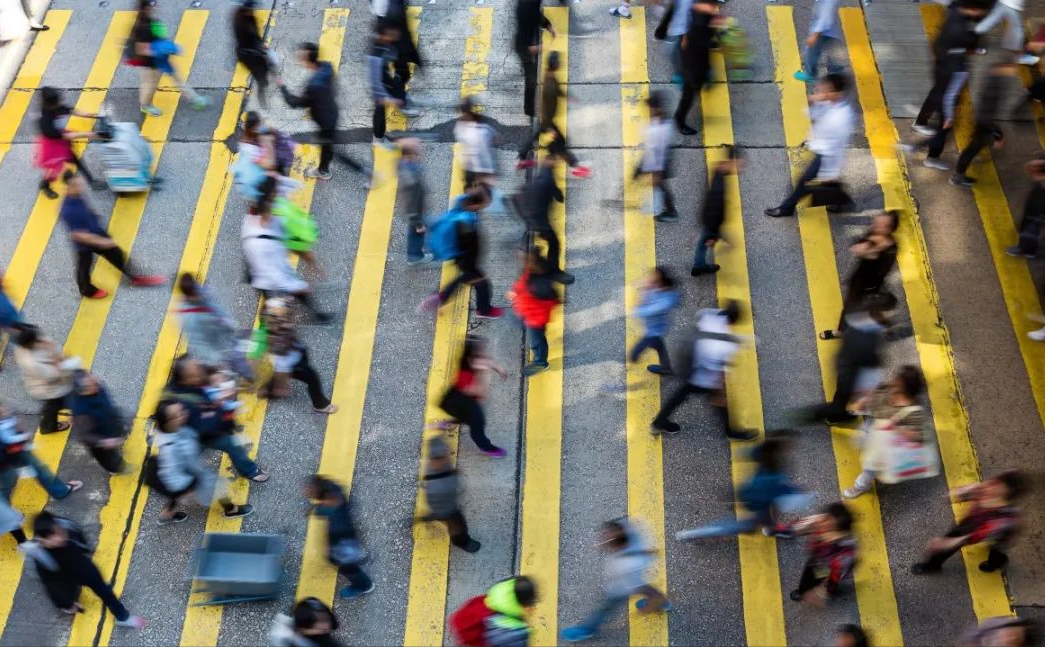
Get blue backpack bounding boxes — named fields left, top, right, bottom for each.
left=426, top=195, right=477, bottom=261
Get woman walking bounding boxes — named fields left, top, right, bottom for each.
left=820, top=212, right=898, bottom=341
left=437, top=336, right=508, bottom=458
left=232, top=0, right=271, bottom=107
left=259, top=298, right=337, bottom=414
left=13, top=324, right=76, bottom=434
left=128, top=0, right=208, bottom=117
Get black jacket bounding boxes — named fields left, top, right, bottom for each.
left=681, top=10, right=715, bottom=82
left=702, top=170, right=726, bottom=234
left=932, top=5, right=977, bottom=67
left=516, top=0, right=551, bottom=53
left=280, top=62, right=339, bottom=131
left=528, top=165, right=563, bottom=231
left=975, top=72, right=1011, bottom=129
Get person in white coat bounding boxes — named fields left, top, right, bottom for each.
left=0, top=0, right=47, bottom=45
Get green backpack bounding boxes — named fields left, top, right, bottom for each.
left=272, top=197, right=319, bottom=252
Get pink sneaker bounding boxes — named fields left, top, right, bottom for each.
left=480, top=447, right=507, bottom=458
left=417, top=292, right=442, bottom=314
left=570, top=164, right=592, bottom=179
left=131, top=275, right=166, bottom=287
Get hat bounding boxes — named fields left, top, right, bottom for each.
left=428, top=435, right=450, bottom=459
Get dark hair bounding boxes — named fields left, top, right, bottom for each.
left=15, top=324, right=40, bottom=348
left=459, top=336, right=485, bottom=371
left=601, top=519, right=630, bottom=549
left=32, top=511, right=58, bottom=539
left=757, top=433, right=791, bottom=473
left=39, top=86, right=60, bottom=109
left=137, top=0, right=154, bottom=11
left=895, top=365, right=924, bottom=399
left=62, top=168, right=78, bottom=185
left=826, top=501, right=854, bottom=532
left=835, top=624, right=869, bottom=647
left=171, top=355, right=198, bottom=385
left=513, top=576, right=537, bottom=607
left=647, top=90, right=665, bottom=114
left=722, top=299, right=741, bottom=324
left=459, top=96, right=478, bottom=118
left=547, top=50, right=561, bottom=72
left=256, top=176, right=279, bottom=214
left=462, top=189, right=488, bottom=210
left=307, top=475, right=342, bottom=500
left=997, top=469, right=1028, bottom=501
left=297, top=42, right=320, bottom=64
left=721, top=144, right=740, bottom=162
left=178, top=273, right=200, bottom=298
left=879, top=210, right=900, bottom=234
left=244, top=110, right=261, bottom=137
left=376, top=18, right=400, bottom=35
left=653, top=266, right=674, bottom=289
left=152, top=399, right=181, bottom=432
left=293, top=597, right=339, bottom=633
left=823, top=72, right=849, bottom=94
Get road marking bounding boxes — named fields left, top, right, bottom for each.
left=402, top=8, right=492, bottom=646
left=766, top=7, right=904, bottom=645
left=702, top=49, right=788, bottom=647
left=618, top=10, right=668, bottom=647
left=518, top=6, right=567, bottom=646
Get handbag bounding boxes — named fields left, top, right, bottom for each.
left=874, top=406, right=940, bottom=484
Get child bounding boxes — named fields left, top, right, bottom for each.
left=508, top=251, right=560, bottom=377
left=397, top=138, right=434, bottom=266
left=692, top=146, right=741, bottom=276
left=636, top=91, right=677, bottom=222
left=304, top=476, right=374, bottom=599
left=785, top=502, right=857, bottom=606
left=420, top=434, right=480, bottom=553
left=630, top=266, right=679, bottom=376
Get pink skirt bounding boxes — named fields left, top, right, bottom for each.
left=33, top=136, right=74, bottom=182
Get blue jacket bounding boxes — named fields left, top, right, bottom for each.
left=633, top=287, right=679, bottom=338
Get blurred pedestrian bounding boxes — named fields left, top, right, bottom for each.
left=269, top=597, right=344, bottom=647
left=692, top=145, right=740, bottom=276
left=454, top=97, right=499, bottom=192
left=912, top=470, right=1026, bottom=575
left=794, top=0, right=842, bottom=82
left=127, top=0, right=209, bottom=117
left=176, top=273, right=242, bottom=373
left=13, top=324, right=75, bottom=434
left=33, top=87, right=101, bottom=200
left=449, top=575, right=536, bottom=647
left=784, top=502, right=857, bottom=607
left=71, top=371, right=128, bottom=474
left=765, top=73, right=854, bottom=218
left=561, top=518, right=669, bottom=642
left=397, top=138, right=434, bottom=266
left=951, top=62, right=1018, bottom=188
left=834, top=625, right=869, bottom=647
left=0, top=272, right=23, bottom=331
left=258, top=298, right=338, bottom=414
left=367, top=21, right=412, bottom=149
left=516, top=51, right=590, bottom=179
left=22, top=511, right=144, bottom=627
left=958, top=617, right=1034, bottom=647
left=277, top=42, right=339, bottom=180
left=656, top=0, right=693, bottom=84
left=375, top=0, right=423, bottom=101
left=912, top=0, right=981, bottom=140
left=304, top=476, right=374, bottom=599
left=0, top=496, right=26, bottom=545
left=0, top=402, right=82, bottom=499
left=437, top=336, right=509, bottom=458
left=419, top=434, right=481, bottom=553
left=1007, top=159, right=1045, bottom=262
left=519, top=150, right=574, bottom=282
left=973, top=0, right=1038, bottom=65
left=508, top=251, right=560, bottom=377
left=515, top=0, right=555, bottom=118
left=232, top=0, right=272, bottom=108
left=637, top=91, right=677, bottom=222
left=629, top=266, right=678, bottom=377
left=674, top=0, right=719, bottom=136
left=0, top=0, right=38, bottom=44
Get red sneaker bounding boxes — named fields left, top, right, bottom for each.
left=570, top=164, right=592, bottom=179
left=130, top=275, right=166, bottom=287
left=86, top=289, right=108, bottom=299
left=475, top=306, right=504, bottom=320
left=515, top=159, right=536, bottom=170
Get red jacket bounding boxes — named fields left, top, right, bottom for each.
left=510, top=271, right=557, bottom=329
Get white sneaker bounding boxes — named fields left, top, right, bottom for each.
left=923, top=157, right=949, bottom=171
left=1029, top=327, right=1045, bottom=342
left=1018, top=54, right=1041, bottom=66
left=610, top=5, right=631, bottom=18
left=911, top=124, right=936, bottom=137
left=373, top=136, right=397, bottom=150
left=115, top=615, right=146, bottom=630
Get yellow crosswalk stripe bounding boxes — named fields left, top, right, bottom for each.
left=402, top=8, right=492, bottom=646
left=618, top=11, right=668, bottom=647
left=0, top=9, right=71, bottom=169
left=518, top=7, right=567, bottom=646
left=766, top=7, right=904, bottom=645
left=702, top=50, right=788, bottom=647
left=900, top=5, right=1015, bottom=619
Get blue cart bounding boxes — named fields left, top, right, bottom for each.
left=189, top=533, right=284, bottom=606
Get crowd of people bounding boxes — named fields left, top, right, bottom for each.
left=0, top=0, right=1041, bottom=645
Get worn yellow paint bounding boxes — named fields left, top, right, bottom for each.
left=767, top=7, right=904, bottom=645
left=402, top=8, right=492, bottom=646
left=702, top=49, right=788, bottom=647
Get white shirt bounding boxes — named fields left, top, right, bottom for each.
left=640, top=118, right=675, bottom=173
left=690, top=308, right=739, bottom=389
left=454, top=120, right=497, bottom=175
left=240, top=214, right=307, bottom=294
left=807, top=99, right=854, bottom=181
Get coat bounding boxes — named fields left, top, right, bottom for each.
left=14, top=342, right=74, bottom=401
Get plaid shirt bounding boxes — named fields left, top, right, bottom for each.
left=806, top=531, right=857, bottom=594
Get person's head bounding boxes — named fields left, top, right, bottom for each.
left=818, top=73, right=849, bottom=101
left=243, top=110, right=263, bottom=140
left=649, top=266, right=674, bottom=290
left=717, top=145, right=742, bottom=174
left=304, top=475, right=343, bottom=505
left=171, top=355, right=206, bottom=387
left=871, top=211, right=900, bottom=237
left=178, top=273, right=201, bottom=301
left=889, top=365, right=924, bottom=402
left=721, top=299, right=741, bottom=324
left=152, top=399, right=188, bottom=433
left=236, top=0, right=256, bottom=18
left=956, top=0, right=988, bottom=17
left=757, top=432, right=792, bottom=473
left=990, top=469, right=1028, bottom=503
left=820, top=501, right=854, bottom=533
left=32, top=512, right=68, bottom=548
left=14, top=323, right=42, bottom=349
left=293, top=597, right=339, bottom=637
left=511, top=576, right=537, bottom=609
left=254, top=176, right=279, bottom=217
left=546, top=50, right=561, bottom=73
left=137, top=0, right=155, bottom=16
left=39, top=86, right=61, bottom=110
left=375, top=19, right=401, bottom=44
left=458, top=96, right=480, bottom=121
left=599, top=519, right=630, bottom=552
left=459, top=335, right=487, bottom=371
left=648, top=90, right=666, bottom=119
left=74, top=370, right=101, bottom=396
left=62, top=170, right=86, bottom=197
left=296, top=42, right=320, bottom=68
left=833, top=624, right=869, bottom=647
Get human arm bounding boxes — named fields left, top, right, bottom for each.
left=278, top=81, right=309, bottom=108
left=941, top=70, right=969, bottom=126
left=367, top=54, right=394, bottom=105
left=69, top=231, right=117, bottom=248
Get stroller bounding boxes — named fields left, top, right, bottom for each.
left=94, top=115, right=160, bottom=193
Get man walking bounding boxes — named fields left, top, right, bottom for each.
left=951, top=62, right=1018, bottom=188
left=794, top=0, right=843, bottom=82
left=277, top=43, right=339, bottom=180
left=912, top=0, right=983, bottom=138
left=515, top=0, right=556, bottom=118
left=674, top=0, right=718, bottom=136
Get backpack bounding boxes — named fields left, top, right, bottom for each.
left=426, top=202, right=477, bottom=261
left=272, top=198, right=318, bottom=252
left=449, top=595, right=495, bottom=647
left=0, top=416, right=29, bottom=469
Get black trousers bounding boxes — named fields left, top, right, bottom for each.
left=41, top=153, right=93, bottom=189
left=372, top=77, right=406, bottom=139
left=517, top=45, right=539, bottom=118
left=653, top=383, right=730, bottom=435
left=266, top=347, right=330, bottom=410
left=673, top=65, right=709, bottom=127
left=237, top=49, right=270, bottom=107
left=439, top=258, right=493, bottom=314
left=926, top=124, right=952, bottom=159
left=88, top=445, right=125, bottom=473
left=440, top=388, right=496, bottom=451
left=815, top=361, right=861, bottom=421
left=536, top=228, right=561, bottom=273
left=955, top=124, right=999, bottom=176
left=777, top=155, right=822, bottom=214
left=921, top=541, right=1008, bottom=572
left=317, top=127, right=335, bottom=174
left=439, top=510, right=475, bottom=548
left=76, top=244, right=133, bottom=297
left=519, top=123, right=578, bottom=166
left=39, top=394, right=69, bottom=433
left=40, top=556, right=130, bottom=621
left=793, top=558, right=827, bottom=596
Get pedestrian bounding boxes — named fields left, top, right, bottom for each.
left=367, top=21, right=413, bottom=149
left=162, top=356, right=269, bottom=483
left=911, top=0, right=982, bottom=139
left=691, top=145, right=741, bottom=276
left=147, top=399, right=254, bottom=524
left=269, top=597, right=345, bottom=647
left=277, top=42, right=340, bottom=180
left=650, top=300, right=758, bottom=440
left=508, top=251, right=560, bottom=377
left=784, top=502, right=857, bottom=607
left=610, top=0, right=634, bottom=19
left=951, top=62, right=1018, bottom=188
left=560, top=518, right=669, bottom=642
left=237, top=111, right=298, bottom=190
left=449, top=575, right=536, bottom=647
left=958, top=617, right=1035, bottom=647
left=418, top=434, right=481, bottom=553
left=902, top=39, right=969, bottom=172
left=33, top=87, right=102, bottom=200
left=833, top=624, right=870, bottom=647
left=127, top=0, right=209, bottom=117
left=304, top=476, right=374, bottom=599
left=0, top=272, right=23, bottom=331
left=766, top=73, right=854, bottom=217
left=258, top=298, right=338, bottom=414
left=655, top=0, right=693, bottom=84
left=629, top=266, right=678, bottom=377
left=58, top=171, right=166, bottom=299
left=515, top=0, right=556, bottom=118
left=1007, top=159, right=1045, bottom=262
left=842, top=365, right=939, bottom=499
left=418, top=189, right=503, bottom=319
left=674, top=0, right=719, bottom=136
left=519, top=150, right=574, bottom=282
left=454, top=97, right=499, bottom=192
left=794, top=0, right=843, bottom=83
left=13, top=324, right=75, bottom=434
left=637, top=91, right=678, bottom=223
left=176, top=273, right=242, bottom=373
left=436, top=336, right=509, bottom=458
left=819, top=211, right=898, bottom=340
left=21, top=511, right=144, bottom=627
left=375, top=0, right=423, bottom=101
left=0, top=495, right=26, bottom=546
left=397, top=138, right=434, bottom=266
left=232, top=0, right=272, bottom=108
left=973, top=0, right=1038, bottom=65
left=912, top=470, right=1026, bottom=575
left=0, top=402, right=82, bottom=499
left=71, top=371, right=129, bottom=474
left=516, top=51, right=591, bottom=179
left=0, top=0, right=46, bottom=45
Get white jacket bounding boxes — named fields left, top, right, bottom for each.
left=807, top=99, right=854, bottom=181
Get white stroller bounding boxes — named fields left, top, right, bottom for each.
left=95, top=115, right=160, bottom=193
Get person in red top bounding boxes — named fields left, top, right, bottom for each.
left=508, top=251, right=559, bottom=377
left=437, top=336, right=509, bottom=458
left=912, top=470, right=1026, bottom=575
left=784, top=502, right=857, bottom=606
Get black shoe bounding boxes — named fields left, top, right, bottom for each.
left=647, top=364, right=673, bottom=376
left=826, top=201, right=855, bottom=214
left=651, top=420, right=681, bottom=435
left=789, top=590, right=802, bottom=602
left=553, top=271, right=575, bottom=285
left=677, top=124, right=698, bottom=136
left=823, top=413, right=857, bottom=425
left=764, top=207, right=793, bottom=218
left=41, top=185, right=59, bottom=200
left=313, top=312, right=333, bottom=325
left=910, top=562, right=938, bottom=575
left=949, top=174, right=975, bottom=187
left=655, top=212, right=679, bottom=223
left=690, top=264, right=720, bottom=276
left=223, top=504, right=254, bottom=519
left=461, top=539, right=482, bottom=553
left=978, top=557, right=1007, bottom=573
left=158, top=510, right=188, bottom=525
left=726, top=428, right=758, bottom=441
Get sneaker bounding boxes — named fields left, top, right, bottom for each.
left=461, top=539, right=482, bottom=553
left=515, top=159, right=536, bottom=170
left=522, top=362, right=549, bottom=376
left=651, top=420, right=681, bottom=435
left=789, top=590, right=803, bottom=602
left=911, top=124, right=936, bottom=137
left=762, top=525, right=794, bottom=539
left=400, top=105, right=421, bottom=118
left=979, top=556, right=1008, bottom=572
left=475, top=306, right=504, bottom=319
left=418, top=292, right=441, bottom=314
left=726, top=429, right=758, bottom=442
left=553, top=271, right=575, bottom=285
left=793, top=70, right=815, bottom=82
left=130, top=274, right=166, bottom=287
left=690, top=264, right=720, bottom=276
left=158, top=511, right=189, bottom=525
left=764, top=207, right=794, bottom=218
left=610, top=5, right=632, bottom=18
left=910, top=562, right=938, bottom=575
left=407, top=253, right=436, bottom=266
left=1028, top=327, right=1045, bottom=342
left=339, top=582, right=376, bottom=599
left=41, top=185, right=59, bottom=200
left=1007, top=245, right=1037, bottom=259
left=562, top=626, right=596, bottom=642
left=140, top=104, right=162, bottom=117
left=1018, top=53, right=1042, bottom=66
left=190, top=95, right=211, bottom=110
left=115, top=615, right=146, bottom=630
left=312, top=312, right=334, bottom=325
left=842, top=486, right=869, bottom=500
left=304, top=168, right=332, bottom=181
left=635, top=598, right=673, bottom=612
left=86, top=289, right=109, bottom=299
left=677, top=124, right=698, bottom=136
left=949, top=174, right=975, bottom=187
left=655, top=212, right=679, bottom=223
left=223, top=504, right=254, bottom=519
left=480, top=446, right=507, bottom=458
left=647, top=364, right=672, bottom=376
left=570, top=164, right=592, bottom=179
left=923, top=157, right=949, bottom=171
left=975, top=47, right=987, bottom=55
left=897, top=143, right=915, bottom=154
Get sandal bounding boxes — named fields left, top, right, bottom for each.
left=314, top=404, right=338, bottom=414
left=249, top=470, right=270, bottom=483
left=818, top=330, right=841, bottom=341
left=63, top=480, right=84, bottom=496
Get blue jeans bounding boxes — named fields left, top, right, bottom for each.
left=202, top=434, right=259, bottom=478
left=692, top=230, right=718, bottom=269
left=0, top=454, right=72, bottom=500
left=574, top=594, right=631, bottom=635
left=407, top=222, right=426, bottom=262
left=804, top=35, right=843, bottom=77
left=629, top=335, right=671, bottom=372
left=527, top=326, right=548, bottom=366
left=0, top=290, right=21, bottom=329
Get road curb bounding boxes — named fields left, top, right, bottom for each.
left=0, top=0, right=54, bottom=108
